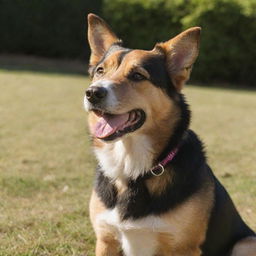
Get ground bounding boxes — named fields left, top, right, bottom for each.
left=0, top=68, right=255, bottom=256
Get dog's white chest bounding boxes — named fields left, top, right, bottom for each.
left=97, top=208, right=169, bottom=256
left=94, top=135, right=154, bottom=180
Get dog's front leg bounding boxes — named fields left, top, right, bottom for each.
left=90, top=190, right=122, bottom=256
left=95, top=236, right=122, bottom=256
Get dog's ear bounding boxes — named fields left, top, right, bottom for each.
left=88, top=13, right=121, bottom=66
left=156, top=27, right=201, bottom=92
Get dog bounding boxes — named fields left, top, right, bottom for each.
left=84, top=13, right=256, bottom=256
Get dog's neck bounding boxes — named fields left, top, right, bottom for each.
left=94, top=94, right=191, bottom=181
left=94, top=128, right=181, bottom=181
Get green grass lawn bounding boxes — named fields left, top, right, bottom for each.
left=0, top=69, right=255, bottom=255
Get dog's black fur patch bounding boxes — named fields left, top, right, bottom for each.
left=156, top=94, right=191, bottom=162
left=95, top=168, right=117, bottom=209
left=140, top=54, right=176, bottom=97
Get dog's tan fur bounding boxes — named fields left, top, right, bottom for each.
left=158, top=182, right=214, bottom=255
left=145, top=170, right=173, bottom=196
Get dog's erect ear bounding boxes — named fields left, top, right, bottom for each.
left=88, top=13, right=121, bottom=66
left=156, top=27, right=201, bottom=92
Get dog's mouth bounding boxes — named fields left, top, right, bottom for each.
left=91, top=109, right=146, bottom=141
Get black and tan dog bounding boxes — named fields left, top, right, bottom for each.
left=84, top=13, right=256, bottom=256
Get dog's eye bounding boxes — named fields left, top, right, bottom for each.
left=95, top=67, right=104, bottom=76
left=130, top=72, right=146, bottom=81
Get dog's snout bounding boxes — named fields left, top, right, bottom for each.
left=86, top=86, right=108, bottom=104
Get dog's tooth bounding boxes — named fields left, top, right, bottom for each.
left=134, top=112, right=138, bottom=121
left=128, top=112, right=132, bottom=122
left=129, top=111, right=134, bottom=122
left=132, top=112, right=136, bottom=121
left=132, top=112, right=137, bottom=122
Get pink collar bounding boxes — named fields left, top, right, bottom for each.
left=150, top=148, right=178, bottom=176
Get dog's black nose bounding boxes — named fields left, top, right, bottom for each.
left=86, top=86, right=107, bottom=104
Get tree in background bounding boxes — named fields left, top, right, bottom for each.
left=0, top=0, right=255, bottom=86
left=0, top=0, right=102, bottom=59
left=103, top=0, right=256, bottom=86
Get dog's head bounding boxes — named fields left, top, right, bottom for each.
left=84, top=14, right=200, bottom=146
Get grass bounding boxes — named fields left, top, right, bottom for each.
left=0, top=68, right=255, bottom=255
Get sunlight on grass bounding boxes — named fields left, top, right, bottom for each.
left=0, top=70, right=255, bottom=255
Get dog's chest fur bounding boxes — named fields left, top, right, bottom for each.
left=95, top=188, right=212, bottom=256
left=96, top=208, right=165, bottom=256
left=94, top=134, right=154, bottom=180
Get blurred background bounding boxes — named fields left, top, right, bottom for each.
left=0, top=0, right=256, bottom=86
left=0, top=0, right=255, bottom=255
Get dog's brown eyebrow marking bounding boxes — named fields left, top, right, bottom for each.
left=104, top=43, right=124, bottom=59
left=99, top=43, right=132, bottom=67
left=117, top=48, right=133, bottom=66
left=89, top=43, right=132, bottom=76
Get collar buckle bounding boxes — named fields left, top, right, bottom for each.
left=150, top=164, right=165, bottom=177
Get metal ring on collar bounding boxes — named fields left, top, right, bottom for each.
left=150, top=164, right=165, bottom=177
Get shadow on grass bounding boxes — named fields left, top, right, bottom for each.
left=0, top=54, right=88, bottom=76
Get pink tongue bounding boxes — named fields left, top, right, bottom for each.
left=94, top=113, right=130, bottom=138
